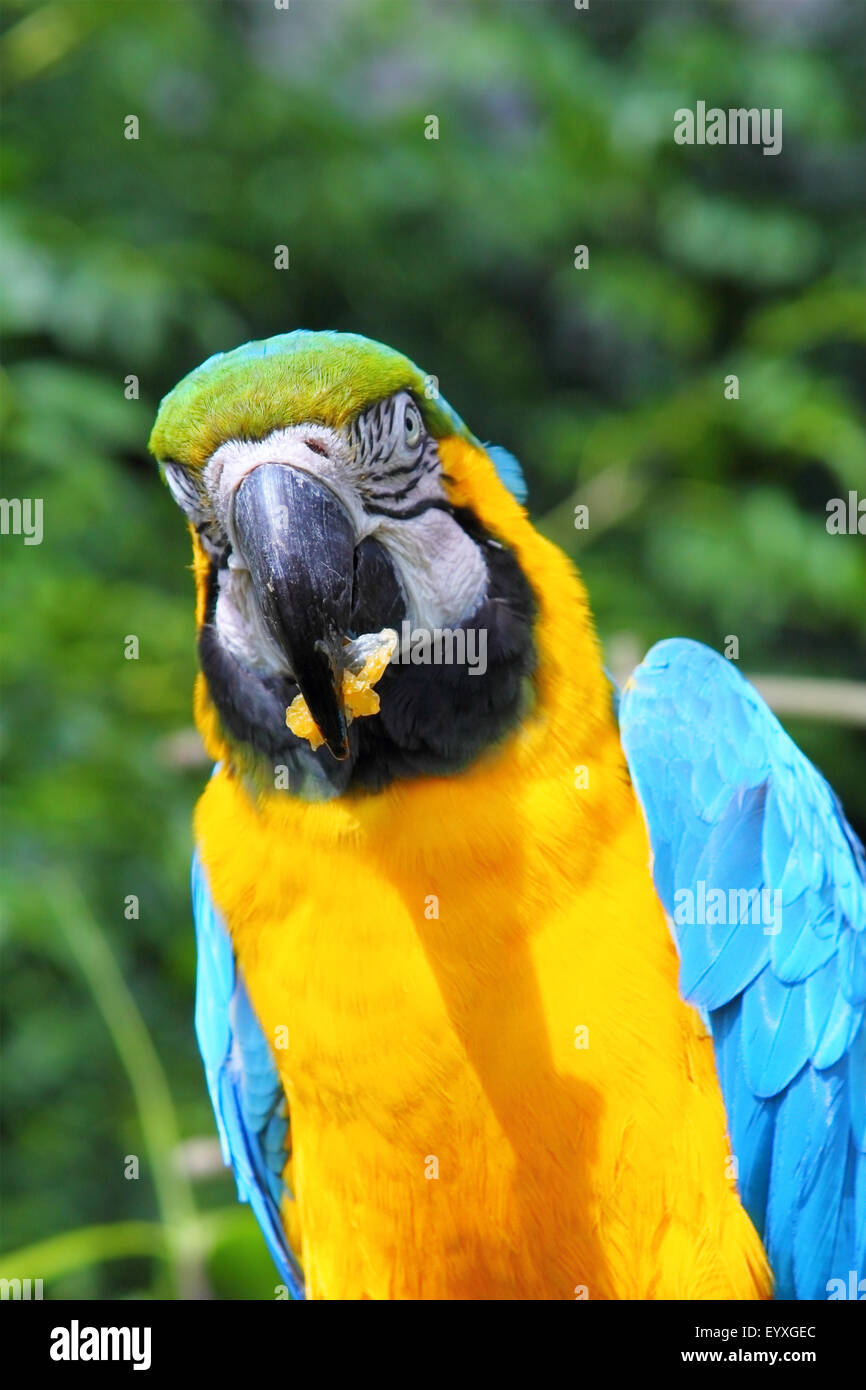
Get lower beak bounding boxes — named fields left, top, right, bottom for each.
left=232, top=464, right=355, bottom=759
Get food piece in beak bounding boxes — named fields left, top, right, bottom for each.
left=286, top=629, right=397, bottom=752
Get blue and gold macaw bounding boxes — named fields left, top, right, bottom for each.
left=150, top=330, right=864, bottom=1300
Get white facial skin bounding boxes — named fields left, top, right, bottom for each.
left=166, top=392, right=489, bottom=677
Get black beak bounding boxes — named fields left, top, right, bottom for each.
left=232, top=464, right=355, bottom=759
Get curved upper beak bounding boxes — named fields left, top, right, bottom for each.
left=232, top=464, right=355, bottom=759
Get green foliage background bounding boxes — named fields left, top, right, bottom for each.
left=2, top=0, right=864, bottom=1299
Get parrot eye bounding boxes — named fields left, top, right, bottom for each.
left=403, top=403, right=422, bottom=447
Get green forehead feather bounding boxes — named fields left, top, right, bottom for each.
left=148, top=329, right=473, bottom=469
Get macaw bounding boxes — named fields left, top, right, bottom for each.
left=149, top=330, right=864, bottom=1301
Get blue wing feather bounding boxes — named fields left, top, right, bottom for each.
left=619, top=638, right=865, bottom=1300
left=192, top=851, right=304, bottom=1298
left=485, top=443, right=529, bottom=503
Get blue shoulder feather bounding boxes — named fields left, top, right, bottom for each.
left=192, top=851, right=304, bottom=1298
left=485, top=444, right=528, bottom=503
left=619, top=638, right=865, bottom=1300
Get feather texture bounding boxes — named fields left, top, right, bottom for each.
left=192, top=852, right=304, bottom=1298
left=620, top=638, right=865, bottom=1299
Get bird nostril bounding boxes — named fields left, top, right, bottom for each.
left=304, top=437, right=329, bottom=458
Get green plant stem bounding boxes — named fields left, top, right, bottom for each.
left=45, top=874, right=199, bottom=1295
left=0, top=1208, right=250, bottom=1286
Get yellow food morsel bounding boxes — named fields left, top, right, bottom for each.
left=285, top=629, right=397, bottom=750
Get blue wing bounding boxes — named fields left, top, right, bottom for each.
left=619, top=638, right=865, bottom=1300
left=192, top=851, right=304, bottom=1298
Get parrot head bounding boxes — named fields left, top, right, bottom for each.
left=149, top=330, right=546, bottom=796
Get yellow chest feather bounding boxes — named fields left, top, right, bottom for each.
left=196, top=732, right=768, bottom=1300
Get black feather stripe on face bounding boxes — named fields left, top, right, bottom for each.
left=348, top=391, right=441, bottom=518
left=162, top=460, right=227, bottom=561
left=163, top=461, right=203, bottom=514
